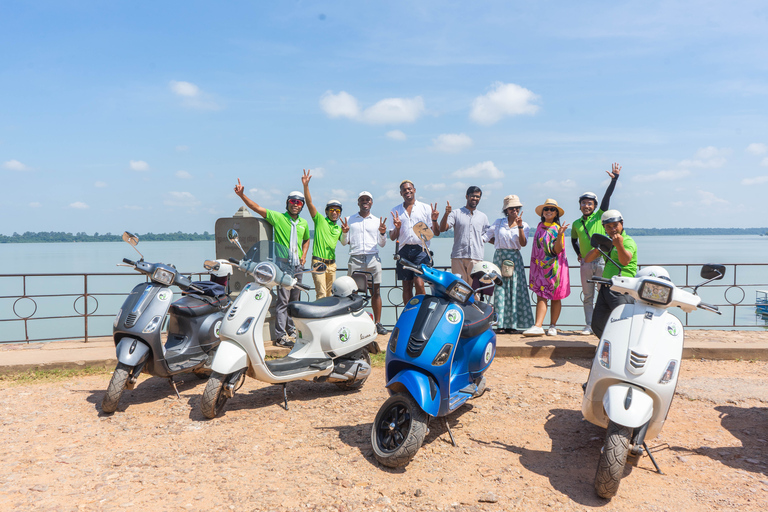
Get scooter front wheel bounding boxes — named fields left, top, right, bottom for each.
left=371, top=393, right=427, bottom=468
left=102, top=363, right=131, bottom=414
left=200, top=371, right=230, bottom=419
left=595, top=421, right=631, bottom=499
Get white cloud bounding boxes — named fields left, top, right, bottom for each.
left=632, top=169, right=692, bottom=182
left=70, top=202, right=89, bottom=209
left=310, top=167, right=325, bottom=178
left=386, top=130, right=407, bottom=141
left=534, top=179, right=578, bottom=190
left=697, top=190, right=728, bottom=206
left=94, top=181, right=107, bottom=188
left=762, top=157, right=768, bottom=167
left=452, top=161, right=504, bottom=180
left=175, top=145, right=189, bottom=152
left=169, top=81, right=199, bottom=97
left=432, top=133, right=473, bottom=153
left=122, top=205, right=144, bottom=210
left=423, top=183, right=447, bottom=191
left=330, top=189, right=349, bottom=200
left=164, top=191, right=201, bottom=207
left=678, top=147, right=730, bottom=168
left=175, top=170, right=192, bottom=179
left=746, top=143, right=767, bottom=155
left=130, top=160, right=149, bottom=171
left=3, top=159, right=29, bottom=171
left=169, top=80, right=220, bottom=110
left=741, top=176, right=768, bottom=185
left=320, top=91, right=425, bottom=124
left=29, top=202, right=41, bottom=208
left=470, top=82, right=540, bottom=125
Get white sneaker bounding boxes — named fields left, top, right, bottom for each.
left=580, top=325, right=593, bottom=335
left=522, top=326, right=545, bottom=337
left=546, top=326, right=558, bottom=336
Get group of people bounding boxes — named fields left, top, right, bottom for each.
left=233, top=163, right=638, bottom=347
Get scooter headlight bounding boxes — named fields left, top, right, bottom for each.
left=659, top=359, right=677, bottom=384
left=142, top=315, right=163, bottom=333
left=237, top=317, right=254, bottom=335
left=446, top=281, right=472, bottom=303
left=113, top=309, right=122, bottom=328
left=388, top=327, right=399, bottom=353
left=253, top=262, right=276, bottom=285
left=152, top=267, right=175, bottom=286
left=432, top=343, right=454, bottom=366
left=599, top=340, right=611, bottom=369
left=638, top=279, right=673, bottom=305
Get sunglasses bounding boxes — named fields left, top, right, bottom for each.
left=288, top=199, right=304, bottom=206
left=506, top=206, right=521, bottom=212
left=327, top=207, right=341, bottom=213
left=542, top=207, right=558, bottom=213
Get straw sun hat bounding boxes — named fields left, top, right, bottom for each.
left=534, top=198, right=565, bottom=217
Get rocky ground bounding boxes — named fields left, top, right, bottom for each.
left=1, top=357, right=767, bottom=511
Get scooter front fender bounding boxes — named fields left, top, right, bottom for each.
left=602, top=383, right=654, bottom=429
left=386, top=369, right=440, bottom=417
left=210, top=339, right=249, bottom=375
left=115, top=337, right=150, bottom=366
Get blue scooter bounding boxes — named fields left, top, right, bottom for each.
left=370, top=256, right=502, bottom=468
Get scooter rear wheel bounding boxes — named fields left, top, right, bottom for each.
left=200, top=371, right=230, bottom=419
left=371, top=393, right=427, bottom=468
left=102, top=363, right=131, bottom=414
left=594, top=421, right=631, bottom=499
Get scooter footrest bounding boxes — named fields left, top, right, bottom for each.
left=167, top=355, right=207, bottom=373
left=265, top=357, right=332, bottom=375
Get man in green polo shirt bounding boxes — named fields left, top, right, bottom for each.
left=571, top=163, right=621, bottom=335
left=301, top=169, right=343, bottom=298
left=584, top=209, right=638, bottom=339
left=234, top=178, right=310, bottom=347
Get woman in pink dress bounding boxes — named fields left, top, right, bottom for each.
left=523, top=199, right=570, bottom=337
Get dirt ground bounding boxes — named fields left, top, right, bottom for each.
left=1, top=357, right=767, bottom=512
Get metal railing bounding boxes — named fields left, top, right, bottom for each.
left=1, top=263, right=767, bottom=344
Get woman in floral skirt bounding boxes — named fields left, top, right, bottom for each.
left=483, top=195, right=534, bottom=333
left=523, top=198, right=570, bottom=337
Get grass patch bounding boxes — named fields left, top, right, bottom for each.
left=0, top=366, right=111, bottom=384
left=370, top=351, right=386, bottom=367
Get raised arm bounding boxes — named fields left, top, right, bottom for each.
left=600, top=163, right=621, bottom=212
left=301, top=169, right=318, bottom=218
left=234, top=178, right=267, bottom=218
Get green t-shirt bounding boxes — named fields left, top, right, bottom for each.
left=264, top=209, right=310, bottom=254
left=602, top=231, right=638, bottom=279
left=311, top=212, right=343, bottom=260
left=571, top=209, right=606, bottom=259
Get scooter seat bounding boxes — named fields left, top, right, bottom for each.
left=288, top=295, right=365, bottom=319
left=170, top=294, right=229, bottom=318
left=460, top=301, right=495, bottom=338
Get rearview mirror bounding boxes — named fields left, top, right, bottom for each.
left=413, top=221, right=434, bottom=243
left=203, top=260, right=220, bottom=271
left=226, top=229, right=239, bottom=243
left=590, top=233, right=612, bottom=253
left=700, top=264, right=726, bottom=280
left=122, top=231, right=139, bottom=246
left=311, top=261, right=327, bottom=274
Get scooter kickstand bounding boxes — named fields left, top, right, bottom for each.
left=443, top=418, right=457, bottom=447
left=282, top=383, right=289, bottom=411
left=168, top=378, right=181, bottom=399
left=643, top=442, right=663, bottom=475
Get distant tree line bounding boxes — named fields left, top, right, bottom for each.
left=0, top=231, right=215, bottom=243
left=627, top=227, right=768, bottom=236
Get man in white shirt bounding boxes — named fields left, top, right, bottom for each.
left=341, top=191, right=388, bottom=335
left=438, top=185, right=490, bottom=284
left=388, top=180, right=440, bottom=303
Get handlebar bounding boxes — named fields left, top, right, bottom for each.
left=123, top=258, right=135, bottom=266
left=395, top=255, right=423, bottom=274
left=587, top=277, right=612, bottom=285
left=294, top=282, right=310, bottom=292
left=229, top=257, right=241, bottom=265
left=698, top=302, right=721, bottom=315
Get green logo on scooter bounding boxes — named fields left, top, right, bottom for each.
left=446, top=310, right=461, bottom=324
left=337, top=326, right=350, bottom=342
left=254, top=291, right=264, bottom=300
left=157, top=290, right=171, bottom=301
left=667, top=323, right=679, bottom=336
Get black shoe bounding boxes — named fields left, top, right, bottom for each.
left=375, top=322, right=388, bottom=335
left=274, top=335, right=295, bottom=348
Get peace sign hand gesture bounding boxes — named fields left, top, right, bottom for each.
left=431, top=203, right=439, bottom=222
left=301, top=168, right=312, bottom=187
left=516, top=210, right=524, bottom=227
left=379, top=217, right=387, bottom=234
left=340, top=217, right=349, bottom=233
left=392, top=211, right=402, bottom=230
left=557, top=223, right=570, bottom=237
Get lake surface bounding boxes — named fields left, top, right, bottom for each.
left=2, top=235, right=767, bottom=342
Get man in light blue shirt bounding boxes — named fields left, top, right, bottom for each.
left=439, top=186, right=490, bottom=284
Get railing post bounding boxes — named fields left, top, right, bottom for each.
left=84, top=274, right=89, bottom=343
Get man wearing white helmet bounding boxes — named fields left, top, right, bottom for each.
left=234, top=177, right=310, bottom=348
left=584, top=208, right=638, bottom=339
left=302, top=169, right=344, bottom=300
left=571, top=163, right=622, bottom=336
left=340, top=190, right=388, bottom=335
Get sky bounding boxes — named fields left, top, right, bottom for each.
left=1, top=0, right=768, bottom=235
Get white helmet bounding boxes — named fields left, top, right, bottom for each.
left=470, top=261, right=503, bottom=286
left=636, top=266, right=671, bottom=281
left=209, top=259, right=234, bottom=278
left=601, top=209, right=623, bottom=224
left=331, top=276, right=358, bottom=297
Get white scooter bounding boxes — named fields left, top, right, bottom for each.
left=199, top=230, right=379, bottom=418
left=582, top=233, right=724, bottom=499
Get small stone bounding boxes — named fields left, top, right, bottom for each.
left=29, top=485, right=48, bottom=492
left=677, top=455, right=689, bottom=463
left=478, top=492, right=499, bottom=503
left=745, top=458, right=760, bottom=464
left=414, top=489, right=423, bottom=497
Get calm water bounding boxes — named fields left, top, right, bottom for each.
left=2, top=235, right=767, bottom=342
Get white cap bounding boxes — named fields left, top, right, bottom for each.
left=287, top=190, right=305, bottom=201
left=358, top=191, right=373, bottom=200
left=601, top=209, right=623, bottom=224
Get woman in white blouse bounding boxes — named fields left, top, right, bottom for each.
left=483, top=195, right=534, bottom=333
